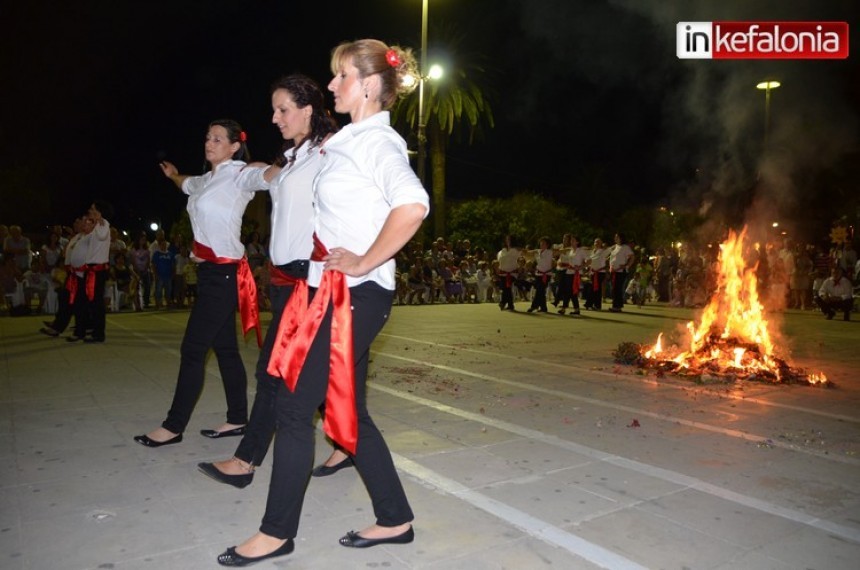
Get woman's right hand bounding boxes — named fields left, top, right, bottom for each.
left=159, top=161, right=178, bottom=178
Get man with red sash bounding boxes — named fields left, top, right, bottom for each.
left=527, top=236, right=554, bottom=313
left=496, top=234, right=521, bottom=311
left=67, top=203, right=111, bottom=343
left=585, top=237, right=610, bottom=311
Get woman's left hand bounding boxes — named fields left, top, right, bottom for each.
left=324, top=247, right=366, bottom=277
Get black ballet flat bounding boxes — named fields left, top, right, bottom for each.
left=39, top=327, right=59, bottom=337
left=217, top=539, right=294, bottom=567
left=133, top=433, right=182, bottom=448
left=339, top=526, right=414, bottom=548
left=198, top=462, right=253, bottom=489
left=311, top=456, right=354, bottom=477
left=200, top=426, right=246, bottom=439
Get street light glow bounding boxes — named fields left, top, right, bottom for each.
left=402, top=62, right=443, bottom=89
left=427, top=63, right=443, bottom=80
left=756, top=81, right=781, bottom=90
left=756, top=80, right=781, bottom=153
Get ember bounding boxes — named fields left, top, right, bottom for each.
left=621, top=227, right=831, bottom=387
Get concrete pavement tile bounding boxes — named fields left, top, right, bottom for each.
left=16, top=462, right=166, bottom=521
left=14, top=440, right=143, bottom=486
left=560, top=460, right=685, bottom=505
left=636, top=488, right=803, bottom=548
left=482, top=438, right=594, bottom=474
left=383, top=427, right=471, bottom=457
left=479, top=475, right=619, bottom=528
left=754, top=527, right=860, bottom=569
left=4, top=394, right=98, bottom=414
left=11, top=411, right=118, bottom=452
left=572, top=506, right=737, bottom=569
left=0, top=487, right=21, bottom=527
left=418, top=535, right=606, bottom=570
left=418, top=446, right=536, bottom=488
left=711, top=547, right=797, bottom=570
left=19, top=500, right=198, bottom=570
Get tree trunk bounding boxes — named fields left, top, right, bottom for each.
left=430, top=131, right=447, bottom=239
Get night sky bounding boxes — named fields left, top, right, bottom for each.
left=3, top=0, right=858, bottom=239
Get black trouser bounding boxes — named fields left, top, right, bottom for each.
left=50, top=286, right=73, bottom=334
left=260, top=281, right=413, bottom=538
left=235, top=261, right=308, bottom=467
left=162, top=262, right=248, bottom=434
left=557, top=273, right=580, bottom=311
left=530, top=273, right=549, bottom=311
left=71, top=269, right=107, bottom=339
left=498, top=273, right=515, bottom=309
left=815, top=297, right=852, bottom=318
left=611, top=270, right=628, bottom=309
left=586, top=272, right=606, bottom=309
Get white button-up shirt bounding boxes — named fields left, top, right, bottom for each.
left=243, top=141, right=321, bottom=266
left=182, top=160, right=257, bottom=260
left=309, top=112, right=429, bottom=290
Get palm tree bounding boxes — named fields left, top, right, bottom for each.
left=392, top=22, right=496, bottom=239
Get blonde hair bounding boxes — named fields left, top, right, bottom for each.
left=330, top=38, right=418, bottom=109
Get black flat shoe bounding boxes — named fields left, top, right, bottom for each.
left=200, top=426, right=246, bottom=439
left=217, top=539, right=294, bottom=567
left=83, top=336, right=105, bottom=343
left=66, top=335, right=84, bottom=343
left=133, top=433, right=182, bottom=448
left=39, top=327, right=59, bottom=337
left=198, top=462, right=253, bottom=489
left=339, top=526, right=414, bottom=548
left=311, top=456, right=354, bottom=477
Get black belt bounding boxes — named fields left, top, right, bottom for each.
left=276, top=259, right=309, bottom=279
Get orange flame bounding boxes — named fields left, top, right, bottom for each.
left=642, top=226, right=824, bottom=384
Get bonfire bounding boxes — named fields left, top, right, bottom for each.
left=616, top=227, right=831, bottom=387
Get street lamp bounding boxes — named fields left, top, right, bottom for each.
left=756, top=80, right=780, bottom=153
left=417, top=0, right=429, bottom=187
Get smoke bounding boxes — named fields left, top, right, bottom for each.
left=507, top=0, right=858, bottom=241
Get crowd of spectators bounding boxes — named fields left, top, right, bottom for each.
left=2, top=222, right=858, bottom=320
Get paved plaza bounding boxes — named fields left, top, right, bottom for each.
left=1, top=301, right=859, bottom=569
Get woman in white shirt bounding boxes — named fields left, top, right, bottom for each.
left=135, top=119, right=260, bottom=448
left=219, top=40, right=428, bottom=566
left=198, top=74, right=345, bottom=489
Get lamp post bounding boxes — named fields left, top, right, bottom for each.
left=756, top=80, right=780, bottom=153
left=417, top=0, right=429, bottom=187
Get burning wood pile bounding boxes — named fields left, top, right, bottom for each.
left=615, top=227, right=831, bottom=387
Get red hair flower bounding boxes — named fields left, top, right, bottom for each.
left=385, top=49, right=400, bottom=68
left=239, top=131, right=247, bottom=142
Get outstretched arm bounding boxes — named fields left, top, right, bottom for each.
left=159, top=161, right=189, bottom=190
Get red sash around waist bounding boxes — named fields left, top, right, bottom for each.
left=269, top=263, right=304, bottom=287
left=193, top=241, right=262, bottom=348
left=66, top=263, right=108, bottom=303
left=267, top=234, right=356, bottom=454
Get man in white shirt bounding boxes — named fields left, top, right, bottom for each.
left=70, top=200, right=112, bottom=343
left=816, top=266, right=853, bottom=321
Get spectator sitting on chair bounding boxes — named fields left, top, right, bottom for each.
left=23, top=257, right=51, bottom=312
left=816, top=266, right=853, bottom=321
